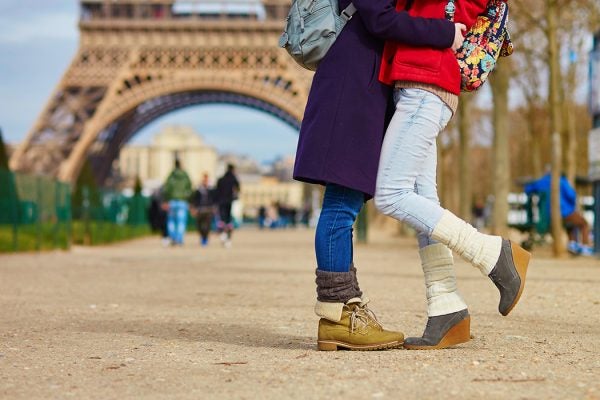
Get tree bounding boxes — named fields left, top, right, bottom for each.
left=490, top=57, right=512, bottom=236
left=511, top=24, right=546, bottom=179
left=511, top=0, right=600, bottom=256
left=0, top=128, right=9, bottom=170
left=457, top=93, right=473, bottom=221
left=546, top=0, right=567, bottom=256
left=72, top=159, right=101, bottom=219
left=133, top=175, right=143, bottom=195
left=0, top=128, right=19, bottom=225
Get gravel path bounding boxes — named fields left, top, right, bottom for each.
left=1, top=228, right=599, bottom=400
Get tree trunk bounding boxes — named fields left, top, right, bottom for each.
left=564, top=60, right=578, bottom=185
left=546, top=0, right=567, bottom=256
left=565, top=102, right=578, bottom=185
left=527, top=105, right=543, bottom=178
left=458, top=93, right=473, bottom=221
left=490, top=58, right=511, bottom=236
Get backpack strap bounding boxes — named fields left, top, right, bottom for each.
left=340, top=2, right=357, bottom=21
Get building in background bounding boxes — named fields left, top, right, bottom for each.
left=118, top=124, right=305, bottom=221
left=119, top=125, right=218, bottom=190
left=216, top=153, right=262, bottom=178
left=269, top=155, right=295, bottom=182
left=239, top=175, right=304, bottom=220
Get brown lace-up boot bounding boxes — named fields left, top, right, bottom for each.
left=316, top=298, right=404, bottom=351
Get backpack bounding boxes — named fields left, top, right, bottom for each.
left=278, top=0, right=356, bottom=71
left=446, top=0, right=514, bottom=92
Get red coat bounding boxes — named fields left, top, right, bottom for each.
left=379, top=0, right=488, bottom=95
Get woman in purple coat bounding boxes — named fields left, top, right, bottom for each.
left=292, top=0, right=465, bottom=350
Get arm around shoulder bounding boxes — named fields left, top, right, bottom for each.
left=352, top=0, right=455, bottom=48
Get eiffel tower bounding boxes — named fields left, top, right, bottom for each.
left=10, top=0, right=311, bottom=184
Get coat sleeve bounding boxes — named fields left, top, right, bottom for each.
left=352, top=0, right=455, bottom=49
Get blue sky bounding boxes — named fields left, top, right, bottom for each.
left=0, top=1, right=299, bottom=163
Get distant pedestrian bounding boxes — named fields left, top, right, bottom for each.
left=215, top=164, right=240, bottom=247
left=472, top=195, right=486, bottom=231
left=148, top=188, right=169, bottom=246
left=162, top=159, right=192, bottom=246
left=258, top=205, right=267, bottom=229
left=191, top=173, right=215, bottom=247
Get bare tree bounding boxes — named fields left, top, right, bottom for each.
left=543, top=0, right=568, bottom=256
left=457, top=93, right=473, bottom=220
left=490, top=57, right=512, bottom=236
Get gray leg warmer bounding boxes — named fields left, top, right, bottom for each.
left=315, top=264, right=363, bottom=303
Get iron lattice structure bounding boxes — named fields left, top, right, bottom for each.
left=10, top=0, right=311, bottom=184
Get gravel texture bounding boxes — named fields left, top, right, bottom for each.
left=1, top=228, right=599, bottom=400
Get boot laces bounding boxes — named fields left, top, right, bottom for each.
left=349, top=303, right=382, bottom=333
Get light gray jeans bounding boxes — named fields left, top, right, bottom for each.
left=374, top=88, right=453, bottom=249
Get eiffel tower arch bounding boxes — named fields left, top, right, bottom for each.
left=10, top=0, right=311, bottom=184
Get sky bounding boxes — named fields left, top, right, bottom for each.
left=1, top=1, right=595, bottom=163
left=0, top=1, right=299, bottom=163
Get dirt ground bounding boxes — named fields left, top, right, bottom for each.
left=1, top=228, right=599, bottom=400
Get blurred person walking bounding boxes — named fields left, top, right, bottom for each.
left=162, top=159, right=192, bottom=246
left=191, top=173, right=216, bottom=247
left=293, top=0, right=462, bottom=351
left=215, top=164, right=240, bottom=248
left=148, top=188, right=169, bottom=246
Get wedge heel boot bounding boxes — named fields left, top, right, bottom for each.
left=404, top=309, right=470, bottom=350
left=489, top=240, right=531, bottom=316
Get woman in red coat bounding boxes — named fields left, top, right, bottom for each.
left=375, top=0, right=532, bottom=350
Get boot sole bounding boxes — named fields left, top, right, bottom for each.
left=502, top=243, right=531, bottom=316
left=317, top=340, right=403, bottom=351
left=404, top=316, right=470, bottom=350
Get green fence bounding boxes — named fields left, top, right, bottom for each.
left=71, top=187, right=150, bottom=246
left=0, top=168, right=151, bottom=253
left=0, top=169, right=71, bottom=252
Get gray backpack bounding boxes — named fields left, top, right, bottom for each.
left=278, top=0, right=356, bottom=71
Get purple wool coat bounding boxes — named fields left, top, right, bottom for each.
left=292, top=0, right=455, bottom=198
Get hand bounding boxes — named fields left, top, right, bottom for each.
left=452, top=23, right=466, bottom=52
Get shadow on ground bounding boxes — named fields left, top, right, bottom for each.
left=72, top=319, right=315, bottom=350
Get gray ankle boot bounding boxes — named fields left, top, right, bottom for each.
left=404, top=309, right=470, bottom=350
left=488, top=239, right=531, bottom=316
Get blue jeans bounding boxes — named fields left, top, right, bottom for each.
left=315, top=184, right=365, bottom=272
left=167, top=200, right=189, bottom=244
left=374, top=88, right=453, bottom=248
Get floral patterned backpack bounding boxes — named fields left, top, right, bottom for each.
left=446, top=0, right=514, bottom=92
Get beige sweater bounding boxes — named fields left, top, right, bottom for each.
left=395, top=81, right=458, bottom=115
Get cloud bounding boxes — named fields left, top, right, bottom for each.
left=0, top=11, right=78, bottom=45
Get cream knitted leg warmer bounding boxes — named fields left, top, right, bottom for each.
left=420, top=243, right=468, bottom=317
left=431, top=210, right=502, bottom=276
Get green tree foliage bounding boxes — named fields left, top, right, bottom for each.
left=71, top=159, right=101, bottom=219
left=0, top=128, right=9, bottom=170
left=134, top=175, right=143, bottom=195
left=128, top=175, right=147, bottom=225
left=0, top=128, right=19, bottom=224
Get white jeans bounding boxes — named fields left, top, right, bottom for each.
left=375, top=88, right=453, bottom=248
